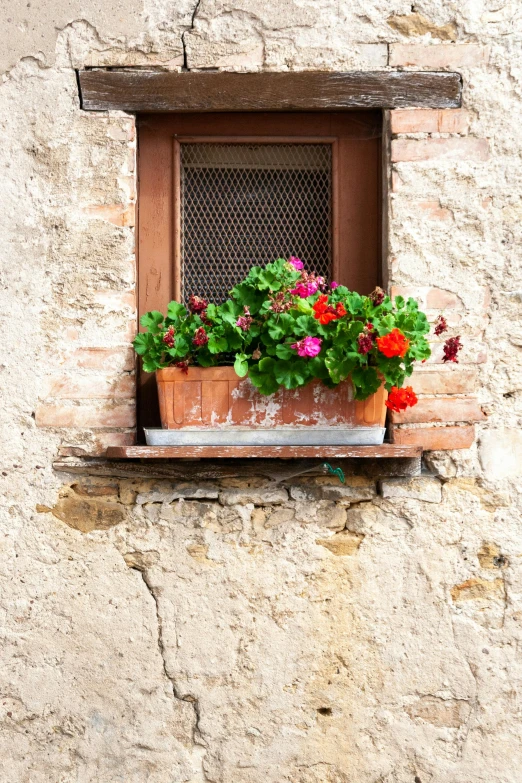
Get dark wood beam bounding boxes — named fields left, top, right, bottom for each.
left=53, top=454, right=422, bottom=481
left=78, top=70, right=462, bottom=112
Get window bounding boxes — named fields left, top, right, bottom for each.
left=138, top=111, right=382, bottom=430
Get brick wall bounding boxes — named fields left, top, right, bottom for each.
left=34, top=115, right=138, bottom=456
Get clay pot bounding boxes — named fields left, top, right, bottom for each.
left=156, top=366, right=386, bottom=430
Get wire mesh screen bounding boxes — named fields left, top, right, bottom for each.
left=179, top=143, right=332, bottom=303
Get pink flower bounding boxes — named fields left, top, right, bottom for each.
left=236, top=306, right=253, bottom=332
left=290, top=336, right=322, bottom=358
left=288, top=256, right=304, bottom=270
left=330, top=281, right=339, bottom=289
left=290, top=281, right=319, bottom=298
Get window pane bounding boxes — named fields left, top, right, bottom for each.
left=180, top=143, right=332, bottom=303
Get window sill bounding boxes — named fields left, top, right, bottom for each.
left=105, top=444, right=421, bottom=459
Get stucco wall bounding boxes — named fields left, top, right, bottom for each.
left=1, top=2, right=522, bottom=781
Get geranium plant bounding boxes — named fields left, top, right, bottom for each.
left=134, top=257, right=461, bottom=411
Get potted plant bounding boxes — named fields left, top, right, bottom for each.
left=133, top=257, right=438, bottom=445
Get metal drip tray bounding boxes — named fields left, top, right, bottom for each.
left=144, top=427, right=386, bottom=447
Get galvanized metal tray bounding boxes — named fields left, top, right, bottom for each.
left=144, top=427, right=386, bottom=447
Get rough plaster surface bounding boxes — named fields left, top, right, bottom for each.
left=1, top=1, right=522, bottom=781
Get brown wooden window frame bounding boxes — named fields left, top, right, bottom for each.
left=138, top=111, right=382, bottom=432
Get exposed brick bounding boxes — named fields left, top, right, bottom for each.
left=391, top=171, right=403, bottom=192
left=390, top=425, right=475, bottom=450
left=410, top=367, right=478, bottom=395
left=83, top=203, right=135, bottom=227
left=391, top=138, right=490, bottom=163
left=426, top=341, right=487, bottom=365
left=35, top=403, right=136, bottom=428
left=46, top=374, right=135, bottom=399
left=389, top=44, right=490, bottom=68
left=58, top=431, right=136, bottom=457
left=390, top=286, right=463, bottom=310
left=63, top=347, right=135, bottom=372
left=379, top=476, right=442, bottom=503
left=426, top=288, right=463, bottom=309
left=390, top=109, right=471, bottom=135
left=390, top=397, right=485, bottom=424
left=415, top=200, right=453, bottom=221
left=92, top=290, right=136, bottom=310
left=390, top=286, right=427, bottom=307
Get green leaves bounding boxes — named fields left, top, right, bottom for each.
left=208, top=334, right=228, bottom=354
left=248, top=357, right=280, bottom=396
left=234, top=353, right=249, bottom=377
left=133, top=261, right=432, bottom=401
left=325, top=347, right=358, bottom=385
left=167, top=301, right=186, bottom=320
left=140, top=311, right=164, bottom=333
left=351, top=366, right=381, bottom=400
left=273, top=359, right=310, bottom=389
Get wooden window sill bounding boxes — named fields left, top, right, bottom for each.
left=105, top=444, right=421, bottom=459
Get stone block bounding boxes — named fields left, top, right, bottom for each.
left=380, top=477, right=442, bottom=503
left=218, top=488, right=288, bottom=506
left=320, top=484, right=377, bottom=503
left=136, top=486, right=219, bottom=503
left=479, top=429, right=522, bottom=479
left=49, top=487, right=125, bottom=533
left=316, top=530, right=364, bottom=556
left=294, top=501, right=347, bottom=530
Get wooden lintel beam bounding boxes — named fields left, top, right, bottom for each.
left=78, top=70, right=462, bottom=113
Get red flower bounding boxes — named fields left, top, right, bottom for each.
left=357, top=332, right=373, bottom=355
left=442, top=335, right=462, bottom=363
left=312, top=295, right=345, bottom=325
left=370, top=287, right=385, bottom=306
left=385, top=386, right=418, bottom=412
left=192, top=327, right=209, bottom=346
left=434, top=315, right=448, bottom=336
left=376, top=328, right=410, bottom=358
left=162, top=325, right=175, bottom=349
left=174, top=360, right=190, bottom=375
left=188, top=295, right=208, bottom=314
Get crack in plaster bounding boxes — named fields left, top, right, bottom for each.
left=182, top=0, right=202, bottom=71
left=124, top=557, right=208, bottom=780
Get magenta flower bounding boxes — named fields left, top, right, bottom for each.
left=291, top=336, right=322, bottom=358
left=330, top=281, right=339, bottom=289
left=290, top=280, right=319, bottom=298
left=288, top=256, right=304, bottom=270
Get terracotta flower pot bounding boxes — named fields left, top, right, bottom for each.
left=156, top=366, right=386, bottom=430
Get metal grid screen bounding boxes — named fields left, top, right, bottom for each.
left=179, top=143, right=332, bottom=303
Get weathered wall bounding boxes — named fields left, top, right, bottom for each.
left=1, top=1, right=522, bottom=781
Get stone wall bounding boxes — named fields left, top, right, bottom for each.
left=1, top=2, right=521, bottom=781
